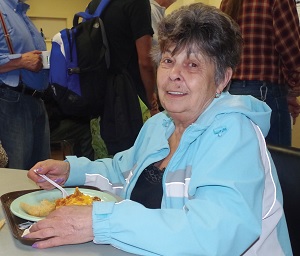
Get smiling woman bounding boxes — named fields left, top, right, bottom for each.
left=25, top=3, right=292, bottom=256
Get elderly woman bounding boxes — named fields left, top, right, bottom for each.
left=26, top=3, right=292, bottom=255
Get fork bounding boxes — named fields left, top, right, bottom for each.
left=34, top=169, right=69, bottom=198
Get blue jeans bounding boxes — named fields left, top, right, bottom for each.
left=0, top=87, right=50, bottom=169
left=229, top=80, right=291, bottom=146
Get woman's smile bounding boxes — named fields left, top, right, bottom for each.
left=166, top=90, right=187, bottom=96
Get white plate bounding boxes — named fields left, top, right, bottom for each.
left=10, top=188, right=118, bottom=222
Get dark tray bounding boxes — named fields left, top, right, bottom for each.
left=0, top=186, right=102, bottom=246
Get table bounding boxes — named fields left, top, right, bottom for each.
left=0, top=168, right=134, bottom=256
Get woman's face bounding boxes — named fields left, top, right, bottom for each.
left=157, top=46, right=224, bottom=123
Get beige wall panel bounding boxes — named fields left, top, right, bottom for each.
left=166, top=0, right=221, bottom=15
left=27, top=0, right=90, bottom=47
left=27, top=0, right=90, bottom=49
left=27, top=0, right=90, bottom=27
left=209, top=0, right=221, bottom=7
left=167, top=0, right=209, bottom=15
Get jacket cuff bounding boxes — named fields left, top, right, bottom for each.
left=64, top=156, right=87, bottom=186
left=92, top=201, right=115, bottom=244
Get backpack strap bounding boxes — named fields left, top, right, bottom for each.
left=93, top=0, right=111, bottom=17
left=73, top=0, right=111, bottom=26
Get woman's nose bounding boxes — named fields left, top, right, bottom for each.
left=169, top=65, right=182, bottom=81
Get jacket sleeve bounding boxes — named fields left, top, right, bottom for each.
left=91, top=114, right=266, bottom=256
left=65, top=112, right=169, bottom=196
left=65, top=153, right=131, bottom=196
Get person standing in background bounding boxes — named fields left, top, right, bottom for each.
left=150, top=0, right=177, bottom=46
left=0, top=0, right=50, bottom=169
left=220, top=0, right=300, bottom=146
left=101, top=0, right=159, bottom=114
left=88, top=0, right=159, bottom=155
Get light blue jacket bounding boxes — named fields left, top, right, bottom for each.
left=66, top=92, right=292, bottom=256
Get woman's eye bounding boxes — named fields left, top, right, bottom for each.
left=160, top=58, right=173, bottom=66
left=189, top=62, right=198, bottom=68
left=162, top=58, right=172, bottom=64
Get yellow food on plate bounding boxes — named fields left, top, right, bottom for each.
left=19, top=187, right=101, bottom=217
left=20, top=199, right=56, bottom=217
left=55, top=187, right=101, bottom=208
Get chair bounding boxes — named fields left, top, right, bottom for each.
left=267, top=144, right=300, bottom=256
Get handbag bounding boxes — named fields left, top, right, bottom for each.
left=0, top=141, right=8, bottom=168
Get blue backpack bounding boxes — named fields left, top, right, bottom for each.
left=49, top=0, right=111, bottom=118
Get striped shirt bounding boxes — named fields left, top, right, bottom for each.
left=220, top=0, right=300, bottom=95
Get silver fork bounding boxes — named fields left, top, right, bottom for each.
left=34, top=169, right=69, bottom=198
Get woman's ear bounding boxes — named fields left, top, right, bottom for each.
left=216, top=68, right=233, bottom=93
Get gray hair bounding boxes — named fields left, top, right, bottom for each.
left=151, top=3, right=243, bottom=86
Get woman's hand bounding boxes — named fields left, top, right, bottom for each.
left=26, top=206, right=94, bottom=248
left=28, top=159, right=70, bottom=190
